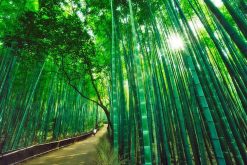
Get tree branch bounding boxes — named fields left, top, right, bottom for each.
left=61, top=62, right=100, bottom=106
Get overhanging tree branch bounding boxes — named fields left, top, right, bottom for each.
left=60, top=57, right=112, bottom=130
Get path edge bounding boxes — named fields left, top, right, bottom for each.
left=0, top=131, right=94, bottom=165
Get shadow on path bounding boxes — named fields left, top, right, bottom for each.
left=21, top=125, right=107, bottom=165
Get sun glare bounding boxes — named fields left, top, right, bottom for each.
left=167, top=34, right=184, bottom=51
left=212, top=0, right=223, bottom=7
left=188, top=17, right=204, bottom=35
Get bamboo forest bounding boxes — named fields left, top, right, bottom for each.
left=0, top=0, right=247, bottom=164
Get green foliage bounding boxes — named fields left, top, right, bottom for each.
left=0, top=0, right=247, bottom=164
left=25, top=0, right=39, bottom=12
left=95, top=134, right=126, bottom=165
left=2, top=0, right=111, bottom=110
left=0, top=0, right=110, bottom=153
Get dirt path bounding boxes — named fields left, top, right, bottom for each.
left=21, top=125, right=107, bottom=165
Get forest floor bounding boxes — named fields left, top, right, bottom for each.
left=21, top=125, right=107, bottom=165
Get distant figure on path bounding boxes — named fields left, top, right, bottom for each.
left=93, top=128, right=97, bottom=136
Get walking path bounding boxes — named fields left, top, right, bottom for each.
left=21, top=125, right=107, bottom=165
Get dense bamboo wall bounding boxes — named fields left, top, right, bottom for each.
left=110, top=0, right=247, bottom=164
left=0, top=49, right=105, bottom=153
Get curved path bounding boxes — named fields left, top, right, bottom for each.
left=21, top=125, right=107, bottom=165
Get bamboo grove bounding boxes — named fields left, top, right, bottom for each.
left=0, top=0, right=247, bottom=164
left=0, top=0, right=107, bottom=154
left=0, top=49, right=106, bottom=153
left=110, top=0, right=247, bottom=164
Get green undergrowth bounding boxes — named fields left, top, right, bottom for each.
left=95, top=133, right=126, bottom=165
left=97, top=122, right=105, bottom=129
